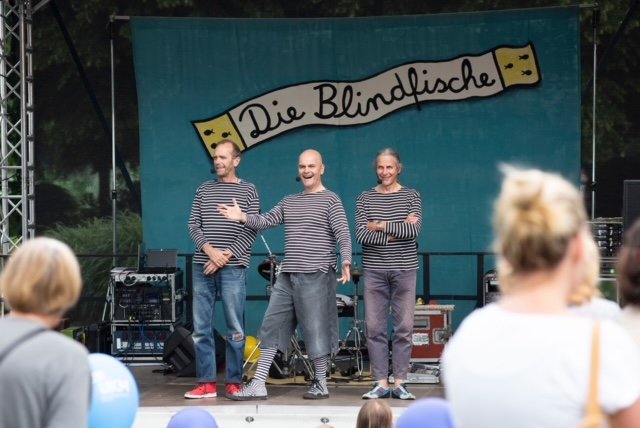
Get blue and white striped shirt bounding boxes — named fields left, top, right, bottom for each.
left=355, top=187, right=422, bottom=270
left=245, top=190, right=352, bottom=273
left=188, top=179, right=260, bottom=267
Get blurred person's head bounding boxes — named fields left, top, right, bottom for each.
left=356, top=399, right=393, bottom=428
left=568, top=233, right=602, bottom=306
left=617, top=218, right=640, bottom=306
left=0, top=237, right=82, bottom=319
left=493, top=166, right=588, bottom=297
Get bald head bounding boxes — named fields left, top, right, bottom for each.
left=299, top=149, right=323, bottom=166
left=298, top=149, right=325, bottom=192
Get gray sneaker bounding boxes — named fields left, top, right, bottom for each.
left=362, top=383, right=391, bottom=399
left=303, top=378, right=329, bottom=400
left=392, top=383, right=416, bottom=400
left=226, top=379, right=268, bottom=401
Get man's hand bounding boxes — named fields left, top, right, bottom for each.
left=203, top=245, right=232, bottom=274
left=366, top=220, right=385, bottom=232
left=218, top=198, right=247, bottom=223
left=339, top=262, right=351, bottom=284
left=405, top=214, right=418, bottom=224
left=203, top=260, right=218, bottom=275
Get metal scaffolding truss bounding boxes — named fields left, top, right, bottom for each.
left=0, top=0, right=34, bottom=255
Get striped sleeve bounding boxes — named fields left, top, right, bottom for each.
left=227, top=183, right=260, bottom=260
left=355, top=191, right=389, bottom=246
left=188, top=183, right=210, bottom=252
left=245, top=201, right=285, bottom=231
left=385, top=190, right=422, bottom=239
left=329, top=196, right=353, bottom=266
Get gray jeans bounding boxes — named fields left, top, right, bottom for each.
left=364, top=269, right=417, bottom=381
left=259, top=270, right=338, bottom=360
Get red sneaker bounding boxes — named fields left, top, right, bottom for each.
left=184, top=382, right=217, bottom=399
left=225, top=383, right=243, bottom=397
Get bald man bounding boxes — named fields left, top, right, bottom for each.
left=218, top=149, right=352, bottom=400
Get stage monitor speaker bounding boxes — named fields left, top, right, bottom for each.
left=163, top=326, right=196, bottom=377
left=623, top=180, right=640, bottom=232
left=86, top=322, right=111, bottom=354
left=162, top=327, right=226, bottom=377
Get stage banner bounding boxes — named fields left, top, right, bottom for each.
left=131, top=7, right=580, bottom=325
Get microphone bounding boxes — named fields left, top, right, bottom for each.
left=376, top=178, right=382, bottom=184
left=295, top=176, right=301, bottom=182
left=211, top=168, right=216, bottom=174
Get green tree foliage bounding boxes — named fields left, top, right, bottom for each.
left=46, top=211, right=142, bottom=325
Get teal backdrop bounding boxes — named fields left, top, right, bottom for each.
left=130, top=6, right=581, bottom=334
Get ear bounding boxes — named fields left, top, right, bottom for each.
left=320, top=163, right=325, bottom=176
left=233, top=156, right=241, bottom=168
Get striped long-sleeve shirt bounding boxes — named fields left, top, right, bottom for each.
left=188, top=179, right=260, bottom=267
left=355, top=187, right=422, bottom=270
left=245, top=190, right=352, bottom=273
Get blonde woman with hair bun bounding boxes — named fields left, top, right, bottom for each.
left=442, top=166, right=640, bottom=428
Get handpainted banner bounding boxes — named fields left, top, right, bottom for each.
left=131, top=7, right=581, bottom=330
left=193, top=43, right=540, bottom=155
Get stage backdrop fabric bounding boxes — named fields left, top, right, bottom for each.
left=131, top=7, right=580, bottom=330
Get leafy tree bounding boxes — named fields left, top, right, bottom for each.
left=46, top=211, right=142, bottom=325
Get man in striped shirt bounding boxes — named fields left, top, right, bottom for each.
left=185, top=140, right=260, bottom=399
left=218, top=149, right=352, bottom=400
left=356, top=148, right=422, bottom=401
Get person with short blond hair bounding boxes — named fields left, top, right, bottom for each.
left=0, top=237, right=90, bottom=428
left=443, top=166, right=640, bottom=428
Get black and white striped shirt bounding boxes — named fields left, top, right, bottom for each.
left=245, top=190, right=352, bottom=273
left=355, top=187, right=422, bottom=270
left=188, top=179, right=260, bottom=267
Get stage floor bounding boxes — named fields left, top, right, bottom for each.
left=130, top=361, right=446, bottom=427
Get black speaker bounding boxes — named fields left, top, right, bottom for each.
left=623, top=180, right=640, bottom=232
left=482, top=269, right=500, bottom=306
left=163, top=326, right=196, bottom=377
left=162, top=327, right=226, bottom=377
left=86, top=322, right=111, bottom=354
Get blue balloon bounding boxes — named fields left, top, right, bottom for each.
left=167, top=407, right=218, bottom=428
left=395, top=397, right=455, bottom=428
left=88, top=354, right=139, bottom=428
